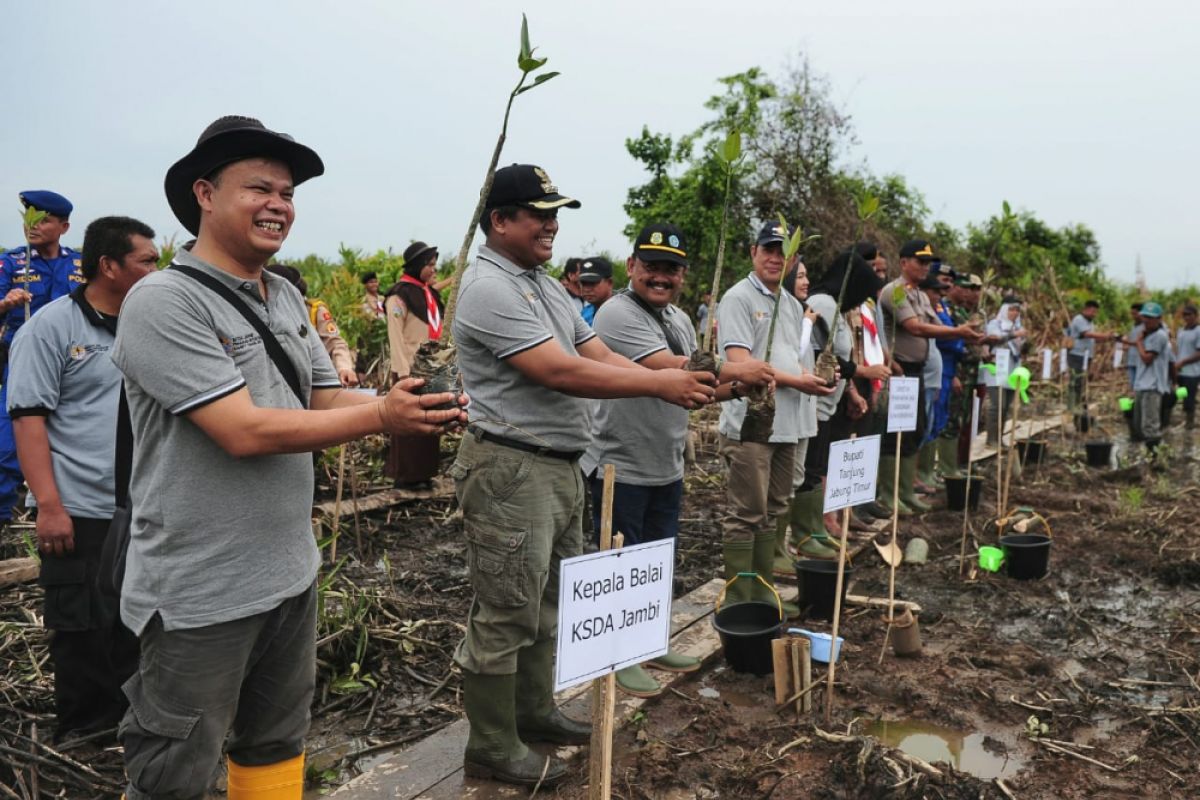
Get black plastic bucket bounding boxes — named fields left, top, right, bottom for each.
left=795, top=559, right=853, bottom=621
left=945, top=477, right=983, bottom=511
left=712, top=601, right=785, bottom=674
left=1084, top=441, right=1113, bottom=467
left=999, top=534, right=1051, bottom=580
left=1017, top=440, right=1047, bottom=464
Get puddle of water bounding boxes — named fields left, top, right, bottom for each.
left=302, top=736, right=398, bottom=798
left=865, top=719, right=1024, bottom=780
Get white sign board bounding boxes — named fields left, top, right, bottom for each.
left=1041, top=348, right=1053, bottom=381
left=1059, top=347, right=1068, bottom=374
left=554, top=539, right=675, bottom=692
left=971, top=395, right=982, bottom=442
left=994, top=349, right=1011, bottom=384
left=1113, top=343, right=1123, bottom=369
left=823, top=434, right=882, bottom=513
left=886, top=377, right=921, bottom=433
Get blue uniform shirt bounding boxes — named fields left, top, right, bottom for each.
left=935, top=300, right=964, bottom=379
left=0, top=246, right=86, bottom=345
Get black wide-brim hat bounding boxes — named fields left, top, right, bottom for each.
left=165, top=115, right=325, bottom=235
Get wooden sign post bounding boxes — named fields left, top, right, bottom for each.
left=588, top=464, right=621, bottom=800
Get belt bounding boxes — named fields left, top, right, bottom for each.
left=472, top=428, right=584, bottom=462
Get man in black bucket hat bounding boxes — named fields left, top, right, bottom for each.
left=112, top=116, right=468, bottom=799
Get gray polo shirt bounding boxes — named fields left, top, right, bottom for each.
left=453, top=244, right=597, bottom=451
left=717, top=274, right=806, bottom=443
left=1067, top=314, right=1094, bottom=358
left=1178, top=325, right=1200, bottom=378
left=7, top=288, right=120, bottom=519
left=581, top=292, right=696, bottom=485
left=1133, top=327, right=1171, bottom=393
left=110, top=249, right=341, bottom=635
left=1126, top=323, right=1144, bottom=367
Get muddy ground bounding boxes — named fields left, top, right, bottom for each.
left=2, top=390, right=1199, bottom=798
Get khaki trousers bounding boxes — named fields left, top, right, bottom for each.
left=718, top=435, right=796, bottom=543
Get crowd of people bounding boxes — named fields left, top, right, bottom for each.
left=1, top=114, right=1196, bottom=796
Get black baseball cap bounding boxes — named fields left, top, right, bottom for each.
left=485, top=164, right=581, bottom=211
left=633, top=223, right=688, bottom=266
left=899, top=239, right=937, bottom=260
left=919, top=274, right=947, bottom=291
left=933, top=261, right=957, bottom=281
left=756, top=220, right=790, bottom=246
left=578, top=256, right=613, bottom=282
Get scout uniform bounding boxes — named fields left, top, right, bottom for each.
left=307, top=298, right=354, bottom=374
left=0, top=190, right=84, bottom=522
left=7, top=287, right=138, bottom=739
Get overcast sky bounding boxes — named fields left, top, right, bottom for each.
left=4, top=1, right=1196, bottom=288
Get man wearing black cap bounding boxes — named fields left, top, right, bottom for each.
left=578, top=256, right=614, bottom=326
left=0, top=191, right=86, bottom=523
left=581, top=222, right=773, bottom=698
left=877, top=240, right=982, bottom=515
left=451, top=165, right=716, bottom=786
left=111, top=116, right=467, bottom=799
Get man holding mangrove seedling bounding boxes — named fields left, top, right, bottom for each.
left=582, top=222, right=774, bottom=698
left=717, top=221, right=838, bottom=615
left=112, top=116, right=468, bottom=799
left=450, top=164, right=717, bottom=787
left=0, top=191, right=86, bottom=524
left=878, top=240, right=983, bottom=516
left=940, top=272, right=985, bottom=477
left=1132, top=301, right=1172, bottom=461
left=1067, top=299, right=1116, bottom=428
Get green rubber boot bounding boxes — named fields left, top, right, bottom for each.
left=937, top=436, right=963, bottom=479
left=899, top=454, right=933, bottom=513
left=752, top=531, right=800, bottom=618
left=875, top=455, right=913, bottom=517
left=462, top=672, right=567, bottom=786
left=917, top=442, right=940, bottom=488
left=721, top=540, right=754, bottom=603
left=615, top=664, right=662, bottom=697
left=791, top=489, right=840, bottom=558
left=772, top=513, right=795, bottom=577
left=515, top=639, right=591, bottom=745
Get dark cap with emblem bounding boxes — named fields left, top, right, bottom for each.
left=578, top=257, right=613, bottom=283
left=899, top=239, right=937, bottom=261
left=485, top=164, right=581, bottom=212
left=165, top=115, right=325, bottom=236
left=919, top=274, right=948, bottom=291
left=633, top=223, right=688, bottom=267
left=955, top=272, right=983, bottom=288
left=20, top=190, right=73, bottom=219
left=756, top=220, right=791, bottom=246
left=932, top=261, right=957, bottom=281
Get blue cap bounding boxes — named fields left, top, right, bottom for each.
left=1140, top=301, right=1163, bottom=318
left=19, top=190, right=73, bottom=219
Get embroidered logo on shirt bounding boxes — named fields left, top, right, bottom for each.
left=68, top=343, right=109, bottom=361
left=218, top=332, right=263, bottom=356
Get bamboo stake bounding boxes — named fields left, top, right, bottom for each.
left=886, top=431, right=902, bottom=617
left=958, top=396, right=980, bottom=577
left=1002, top=394, right=1022, bottom=513
left=995, top=384, right=1005, bottom=524
left=589, top=464, right=619, bottom=800
left=824, top=435, right=856, bottom=725
left=330, top=445, right=346, bottom=562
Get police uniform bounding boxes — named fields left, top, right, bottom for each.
left=0, top=191, right=84, bottom=520
left=947, top=276, right=986, bottom=465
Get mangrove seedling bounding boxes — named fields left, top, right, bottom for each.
left=814, top=193, right=878, bottom=386
left=694, top=128, right=744, bottom=370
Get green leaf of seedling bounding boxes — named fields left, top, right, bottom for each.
left=856, top=194, right=880, bottom=221
left=1002, top=199, right=1012, bottom=218
left=21, top=206, right=48, bottom=230
left=720, top=129, right=742, bottom=164
left=519, top=55, right=547, bottom=73
left=515, top=72, right=560, bottom=95
left=892, top=285, right=908, bottom=307
left=519, top=13, right=531, bottom=61
left=785, top=228, right=804, bottom=261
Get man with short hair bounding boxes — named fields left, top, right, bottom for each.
left=717, top=221, right=836, bottom=612
left=8, top=215, right=156, bottom=742
left=582, top=222, right=772, bottom=697
left=1176, top=305, right=1200, bottom=429
left=1123, top=302, right=1145, bottom=388
left=940, top=273, right=984, bottom=477
left=559, top=257, right=585, bottom=313
left=112, top=116, right=466, bottom=799
left=877, top=240, right=981, bottom=515
left=0, top=191, right=86, bottom=522
left=1133, top=301, right=1172, bottom=461
left=452, top=165, right=716, bottom=787
left=1066, top=299, right=1115, bottom=428
left=579, top=256, right=614, bottom=325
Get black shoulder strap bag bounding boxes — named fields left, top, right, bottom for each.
left=99, top=264, right=309, bottom=597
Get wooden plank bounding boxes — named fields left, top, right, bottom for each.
left=0, top=557, right=38, bottom=587
left=844, top=594, right=922, bottom=614
left=331, top=579, right=726, bottom=800
left=312, top=476, right=454, bottom=519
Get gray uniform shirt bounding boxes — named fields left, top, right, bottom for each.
left=581, top=293, right=696, bottom=484
left=453, top=244, right=596, bottom=451
left=111, top=249, right=340, bottom=635
left=717, top=274, right=805, bottom=443
left=1067, top=314, right=1094, bottom=358
left=1178, top=325, right=1200, bottom=378
left=1126, top=323, right=1144, bottom=367
left=1133, top=327, right=1172, bottom=393
left=806, top=293, right=850, bottom=421
left=7, top=289, right=120, bottom=518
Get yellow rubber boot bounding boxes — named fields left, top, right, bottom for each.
left=227, top=754, right=305, bottom=799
